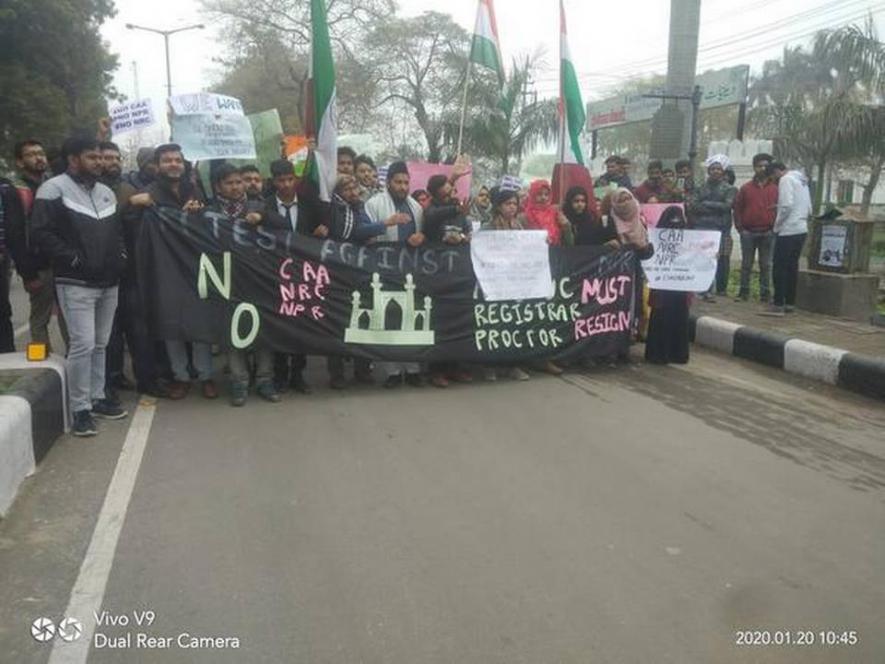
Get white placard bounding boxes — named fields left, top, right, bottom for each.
left=168, top=92, right=245, bottom=116
left=109, top=98, right=156, bottom=135
left=470, top=230, right=554, bottom=301
left=171, top=114, right=257, bottom=161
left=819, top=225, right=847, bottom=267
left=641, top=228, right=721, bottom=292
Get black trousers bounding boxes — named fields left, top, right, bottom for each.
left=107, top=279, right=161, bottom=389
left=0, top=255, right=14, bottom=353
left=715, top=255, right=731, bottom=294
left=274, top=353, right=307, bottom=386
left=327, top=355, right=372, bottom=379
left=772, top=233, right=806, bottom=306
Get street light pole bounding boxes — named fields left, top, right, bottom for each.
left=125, top=22, right=205, bottom=98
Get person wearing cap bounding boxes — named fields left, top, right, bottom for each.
left=691, top=155, right=737, bottom=301
left=124, top=147, right=158, bottom=191
left=364, top=161, right=427, bottom=388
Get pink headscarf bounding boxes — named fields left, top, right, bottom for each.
left=610, top=188, right=649, bottom=249
left=523, top=179, right=562, bottom=245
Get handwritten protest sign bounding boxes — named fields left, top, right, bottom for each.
left=470, top=230, right=554, bottom=301
left=406, top=161, right=472, bottom=200
left=109, top=99, right=155, bottom=135
left=641, top=228, right=720, bottom=292
left=170, top=93, right=256, bottom=161
left=168, top=93, right=244, bottom=116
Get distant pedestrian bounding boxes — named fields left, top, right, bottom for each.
left=761, top=162, right=812, bottom=316
left=733, top=153, right=777, bottom=302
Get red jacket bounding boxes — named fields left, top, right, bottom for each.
left=633, top=179, right=665, bottom=203
left=733, top=179, right=777, bottom=232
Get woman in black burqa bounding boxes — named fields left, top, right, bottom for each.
left=644, top=205, right=691, bottom=365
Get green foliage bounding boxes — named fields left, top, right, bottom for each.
left=749, top=19, right=885, bottom=212
left=0, top=0, right=119, bottom=163
left=446, top=54, right=558, bottom=176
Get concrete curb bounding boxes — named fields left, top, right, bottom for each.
left=689, top=314, right=885, bottom=402
left=0, top=360, right=66, bottom=518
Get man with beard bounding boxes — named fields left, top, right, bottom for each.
left=125, top=144, right=207, bottom=398
left=691, top=155, right=737, bottom=301
left=30, top=136, right=128, bottom=436
left=239, top=164, right=265, bottom=201
left=9, top=139, right=69, bottom=350
left=99, top=141, right=123, bottom=188
left=365, top=161, right=426, bottom=388
left=354, top=154, right=381, bottom=202
left=633, top=160, right=666, bottom=203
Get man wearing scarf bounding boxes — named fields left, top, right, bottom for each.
left=691, top=155, right=737, bottom=301
left=365, top=161, right=426, bottom=388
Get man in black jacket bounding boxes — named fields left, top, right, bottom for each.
left=0, top=177, right=24, bottom=352
left=265, top=159, right=328, bottom=394
left=30, top=136, right=128, bottom=436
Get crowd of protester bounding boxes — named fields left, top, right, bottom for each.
left=0, top=128, right=811, bottom=437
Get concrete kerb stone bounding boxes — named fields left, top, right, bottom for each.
left=784, top=340, right=847, bottom=385
left=0, top=355, right=67, bottom=518
left=693, top=316, right=741, bottom=355
left=687, top=313, right=885, bottom=401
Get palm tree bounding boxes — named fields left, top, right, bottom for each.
left=445, top=54, right=559, bottom=177
left=751, top=18, right=885, bottom=212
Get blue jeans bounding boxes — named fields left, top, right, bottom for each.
left=56, top=284, right=118, bottom=413
left=165, top=340, right=214, bottom=382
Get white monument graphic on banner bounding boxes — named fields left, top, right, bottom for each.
left=345, top=273, right=435, bottom=345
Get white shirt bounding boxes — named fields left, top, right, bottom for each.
left=774, top=171, right=812, bottom=237
left=276, top=196, right=299, bottom=232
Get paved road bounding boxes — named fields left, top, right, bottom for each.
left=0, top=338, right=883, bottom=663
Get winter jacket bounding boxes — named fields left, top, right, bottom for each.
left=328, top=194, right=387, bottom=243
left=690, top=179, right=736, bottom=232
left=733, top=178, right=777, bottom=233
left=30, top=173, right=126, bottom=288
left=423, top=199, right=471, bottom=243
left=7, top=173, right=51, bottom=280
left=774, top=171, right=812, bottom=236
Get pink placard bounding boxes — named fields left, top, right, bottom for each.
left=406, top=161, right=473, bottom=201
left=641, top=203, right=685, bottom=228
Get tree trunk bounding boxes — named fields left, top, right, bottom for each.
left=814, top=161, right=826, bottom=214
left=860, top=155, right=884, bottom=217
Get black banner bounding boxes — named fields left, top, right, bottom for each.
left=138, top=207, right=637, bottom=363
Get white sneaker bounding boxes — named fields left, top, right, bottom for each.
left=509, top=367, right=530, bottom=381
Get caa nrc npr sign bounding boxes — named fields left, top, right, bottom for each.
left=137, top=207, right=638, bottom=363
left=586, top=65, right=750, bottom=130
left=109, top=98, right=156, bottom=135
left=169, top=92, right=257, bottom=161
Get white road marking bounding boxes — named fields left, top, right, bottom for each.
left=47, top=402, right=156, bottom=664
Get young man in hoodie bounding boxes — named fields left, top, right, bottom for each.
left=762, top=162, right=812, bottom=316
left=30, top=136, right=128, bottom=436
left=733, top=153, right=777, bottom=302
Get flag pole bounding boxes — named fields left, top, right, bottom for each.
left=558, top=1, right=566, bottom=206
left=456, top=58, right=473, bottom=158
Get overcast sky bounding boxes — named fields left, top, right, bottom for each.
left=102, top=0, right=884, bottom=129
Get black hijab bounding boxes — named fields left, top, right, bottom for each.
left=563, top=186, right=594, bottom=225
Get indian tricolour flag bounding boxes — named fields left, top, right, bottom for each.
left=305, top=0, right=337, bottom=201
left=558, top=0, right=586, bottom=166
left=469, top=0, right=505, bottom=88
